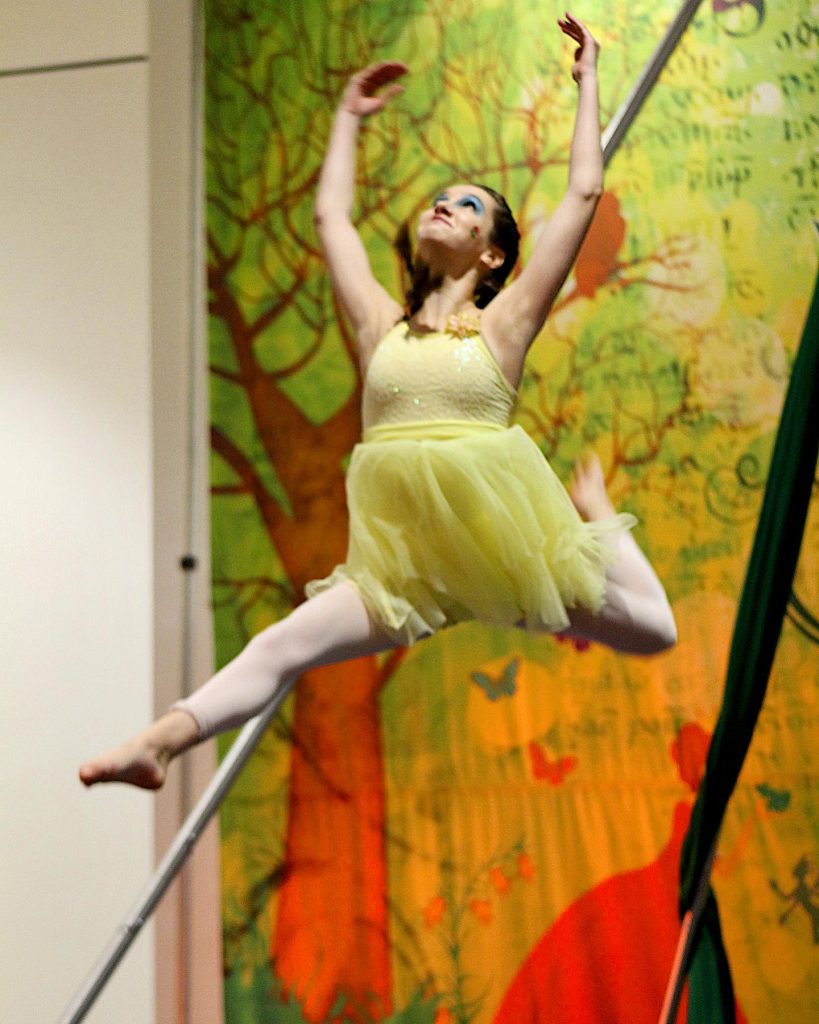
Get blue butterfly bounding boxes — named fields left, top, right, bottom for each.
left=471, top=658, right=518, bottom=701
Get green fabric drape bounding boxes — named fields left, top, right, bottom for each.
left=679, top=268, right=819, bottom=1021
left=686, top=893, right=736, bottom=1024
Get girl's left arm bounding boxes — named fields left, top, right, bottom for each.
left=482, top=13, right=603, bottom=355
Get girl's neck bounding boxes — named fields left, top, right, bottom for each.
left=409, top=279, right=479, bottom=333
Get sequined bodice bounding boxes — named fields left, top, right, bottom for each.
left=362, top=320, right=516, bottom=431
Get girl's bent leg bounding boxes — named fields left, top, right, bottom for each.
left=79, top=583, right=395, bottom=789
left=565, top=569, right=677, bottom=655
left=565, top=456, right=677, bottom=655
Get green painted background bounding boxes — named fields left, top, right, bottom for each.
left=206, top=1, right=818, bottom=1021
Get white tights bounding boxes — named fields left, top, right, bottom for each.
left=174, top=583, right=393, bottom=740
left=175, top=533, right=676, bottom=740
left=565, top=530, right=677, bottom=655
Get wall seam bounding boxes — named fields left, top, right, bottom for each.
left=0, top=54, right=147, bottom=78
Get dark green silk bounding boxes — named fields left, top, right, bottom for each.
left=679, top=270, right=819, bottom=1021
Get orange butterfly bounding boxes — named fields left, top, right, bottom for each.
left=529, top=741, right=578, bottom=785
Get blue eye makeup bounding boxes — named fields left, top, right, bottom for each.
left=433, top=192, right=486, bottom=216
left=457, top=195, right=485, bottom=214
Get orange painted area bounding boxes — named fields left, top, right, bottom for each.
left=272, top=659, right=392, bottom=1022
left=574, top=192, right=627, bottom=299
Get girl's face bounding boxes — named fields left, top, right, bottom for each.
left=416, top=184, right=496, bottom=253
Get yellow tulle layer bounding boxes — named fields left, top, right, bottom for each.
left=305, top=422, right=636, bottom=645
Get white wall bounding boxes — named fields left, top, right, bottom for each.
left=0, top=3, right=221, bottom=1023
left=0, top=31, right=154, bottom=1024
left=0, top=0, right=146, bottom=71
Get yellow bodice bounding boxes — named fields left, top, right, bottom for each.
left=361, top=320, right=516, bottom=435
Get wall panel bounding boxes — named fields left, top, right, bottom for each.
left=0, top=1, right=146, bottom=73
left=0, top=60, right=154, bottom=1024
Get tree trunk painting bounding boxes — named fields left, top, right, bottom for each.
left=206, top=2, right=819, bottom=1022
left=274, top=660, right=394, bottom=1021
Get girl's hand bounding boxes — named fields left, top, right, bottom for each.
left=341, top=61, right=408, bottom=116
left=557, top=12, right=600, bottom=84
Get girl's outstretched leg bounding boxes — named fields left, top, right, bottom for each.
left=566, top=456, right=677, bottom=655
left=79, top=583, right=394, bottom=789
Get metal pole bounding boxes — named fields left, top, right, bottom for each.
left=598, top=3, right=715, bottom=1014
left=602, top=0, right=704, bottom=166
left=56, top=685, right=293, bottom=1024
left=657, top=841, right=718, bottom=1024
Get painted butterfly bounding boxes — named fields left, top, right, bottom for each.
left=470, top=658, right=518, bottom=701
left=529, top=741, right=578, bottom=785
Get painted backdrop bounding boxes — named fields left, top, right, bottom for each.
left=205, top=1, right=818, bottom=1021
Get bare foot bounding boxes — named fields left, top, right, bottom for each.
left=79, top=736, right=168, bottom=790
left=79, top=710, right=199, bottom=790
left=570, top=454, right=617, bottom=522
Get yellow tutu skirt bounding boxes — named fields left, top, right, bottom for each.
left=305, top=421, right=636, bottom=645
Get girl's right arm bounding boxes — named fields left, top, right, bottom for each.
left=314, top=63, right=407, bottom=358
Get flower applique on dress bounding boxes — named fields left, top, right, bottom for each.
left=445, top=308, right=482, bottom=339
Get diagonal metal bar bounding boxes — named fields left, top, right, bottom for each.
left=603, top=0, right=704, bottom=166
left=657, top=841, right=717, bottom=1024
left=56, top=685, right=293, bottom=1024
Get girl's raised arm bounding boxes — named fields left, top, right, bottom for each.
left=314, top=62, right=407, bottom=358
left=482, top=13, right=603, bottom=357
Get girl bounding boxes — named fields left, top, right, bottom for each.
left=81, top=13, right=675, bottom=790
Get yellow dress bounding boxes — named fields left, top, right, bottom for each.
left=305, top=319, right=635, bottom=644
